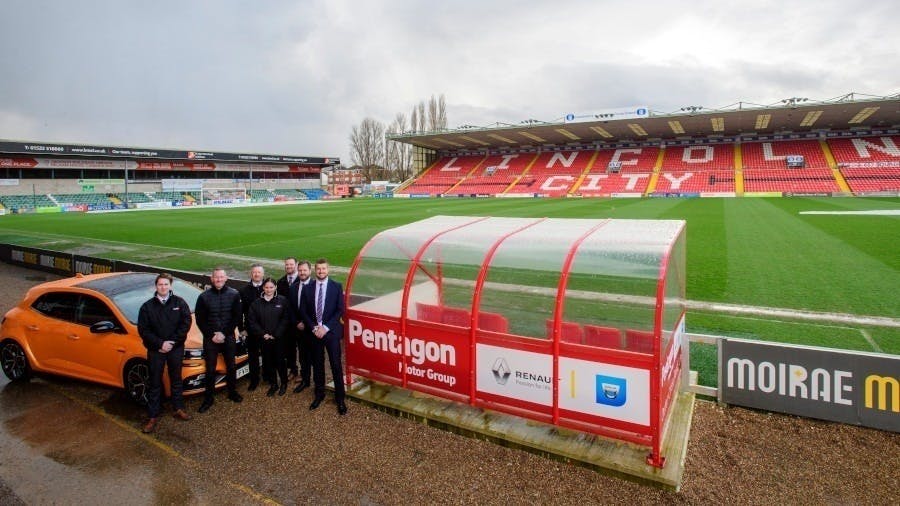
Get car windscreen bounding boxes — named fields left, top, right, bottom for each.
left=78, top=273, right=203, bottom=324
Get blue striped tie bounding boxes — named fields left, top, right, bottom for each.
left=316, top=282, right=324, bottom=325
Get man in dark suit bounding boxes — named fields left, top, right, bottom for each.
left=239, top=264, right=265, bottom=391
left=290, top=260, right=314, bottom=393
left=276, top=257, right=300, bottom=378
left=299, top=258, right=347, bottom=415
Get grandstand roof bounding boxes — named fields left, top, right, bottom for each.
left=389, top=95, right=900, bottom=151
left=0, top=139, right=339, bottom=166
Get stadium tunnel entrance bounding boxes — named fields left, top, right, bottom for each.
left=343, top=215, right=686, bottom=467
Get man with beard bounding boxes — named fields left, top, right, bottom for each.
left=291, top=260, right=314, bottom=393
left=300, top=258, right=347, bottom=415
left=277, top=257, right=300, bottom=379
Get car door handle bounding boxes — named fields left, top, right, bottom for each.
left=26, top=325, right=39, bottom=331
left=68, top=334, right=80, bottom=340
left=116, top=347, right=126, bottom=353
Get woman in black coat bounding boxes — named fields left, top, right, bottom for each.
left=247, top=278, right=291, bottom=396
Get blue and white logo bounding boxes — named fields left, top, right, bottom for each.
left=595, top=374, right=627, bottom=407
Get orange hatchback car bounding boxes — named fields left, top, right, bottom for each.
left=0, top=272, right=250, bottom=404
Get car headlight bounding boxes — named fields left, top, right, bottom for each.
left=184, top=348, right=204, bottom=360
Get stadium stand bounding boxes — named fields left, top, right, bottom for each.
left=400, top=155, right=485, bottom=195
left=505, top=150, right=595, bottom=196
left=149, top=191, right=188, bottom=202
left=660, top=144, right=733, bottom=171
left=273, top=189, right=309, bottom=200
left=300, top=188, right=328, bottom=200
left=839, top=168, right=900, bottom=192
left=0, top=194, right=56, bottom=209
left=572, top=147, right=659, bottom=196
left=52, top=193, right=113, bottom=206
left=116, top=192, right=152, bottom=204
left=743, top=168, right=840, bottom=193
left=653, top=170, right=736, bottom=193
left=593, top=146, right=660, bottom=173
left=249, top=189, right=275, bottom=200
left=444, top=153, right=533, bottom=195
left=829, top=135, right=900, bottom=192
left=829, top=135, right=900, bottom=167
left=741, top=140, right=829, bottom=169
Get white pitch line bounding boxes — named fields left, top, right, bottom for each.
left=858, top=328, right=883, bottom=353
left=799, top=210, right=900, bottom=215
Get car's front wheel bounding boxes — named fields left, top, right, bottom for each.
left=0, top=340, right=30, bottom=382
left=123, top=360, right=150, bottom=406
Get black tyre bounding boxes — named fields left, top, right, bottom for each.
left=0, top=340, right=30, bottom=381
left=123, top=360, right=150, bottom=406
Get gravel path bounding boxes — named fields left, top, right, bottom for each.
left=1, top=262, right=897, bottom=505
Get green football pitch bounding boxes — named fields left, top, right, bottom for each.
left=1, top=196, right=897, bottom=385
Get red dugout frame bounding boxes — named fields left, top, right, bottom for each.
left=344, top=216, right=686, bottom=467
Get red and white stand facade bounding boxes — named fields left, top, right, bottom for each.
left=344, top=216, right=686, bottom=467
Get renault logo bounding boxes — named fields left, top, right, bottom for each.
left=492, top=358, right=511, bottom=385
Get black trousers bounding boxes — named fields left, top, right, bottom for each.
left=147, top=346, right=184, bottom=418
left=262, top=337, right=288, bottom=386
left=283, top=329, right=300, bottom=375
left=298, top=330, right=314, bottom=384
left=203, top=337, right=237, bottom=399
left=312, top=333, right=345, bottom=402
left=245, top=334, right=262, bottom=385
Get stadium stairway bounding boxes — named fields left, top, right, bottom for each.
left=498, top=153, right=541, bottom=195
left=820, top=139, right=851, bottom=192
left=734, top=144, right=744, bottom=195
left=442, top=155, right=488, bottom=195
left=643, top=148, right=667, bottom=195
left=568, top=150, right=600, bottom=195
left=397, top=157, right=443, bottom=193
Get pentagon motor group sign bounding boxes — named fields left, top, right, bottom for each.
left=722, top=339, right=899, bottom=433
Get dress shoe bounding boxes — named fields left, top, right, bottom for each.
left=247, top=381, right=259, bottom=392
left=227, top=391, right=243, bottom=403
left=337, top=402, right=348, bottom=416
left=278, top=384, right=287, bottom=396
left=198, top=400, right=213, bottom=413
left=142, top=418, right=159, bottom=433
left=309, top=397, right=324, bottom=410
left=173, top=409, right=192, bottom=421
left=293, top=381, right=310, bottom=394
left=266, top=385, right=278, bottom=397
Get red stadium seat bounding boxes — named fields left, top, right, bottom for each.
left=477, top=311, right=509, bottom=333
left=441, top=306, right=471, bottom=327
left=546, top=319, right=583, bottom=344
left=415, top=302, right=443, bottom=323
left=583, top=325, right=622, bottom=348
left=660, top=144, right=734, bottom=171
left=741, top=140, right=829, bottom=170
left=625, top=329, right=654, bottom=354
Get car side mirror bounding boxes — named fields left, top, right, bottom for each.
left=90, top=321, right=118, bottom=333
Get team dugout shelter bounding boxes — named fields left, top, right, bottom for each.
left=344, top=216, right=686, bottom=467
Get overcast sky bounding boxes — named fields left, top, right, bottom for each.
left=1, top=0, right=898, bottom=164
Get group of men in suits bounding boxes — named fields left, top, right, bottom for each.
left=245, top=257, right=347, bottom=415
